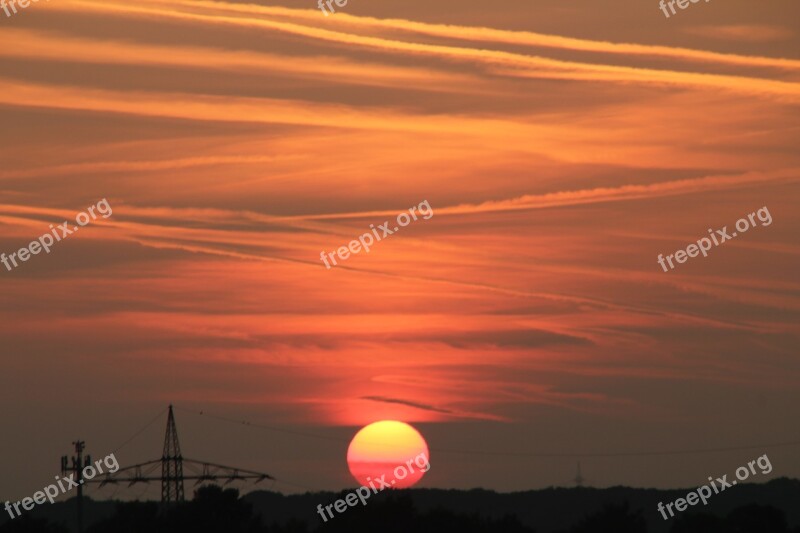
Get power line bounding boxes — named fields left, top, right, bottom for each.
left=176, top=406, right=800, bottom=459
left=433, top=439, right=800, bottom=458
left=174, top=406, right=344, bottom=443
left=111, top=406, right=169, bottom=454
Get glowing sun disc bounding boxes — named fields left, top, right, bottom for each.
left=347, top=420, right=429, bottom=488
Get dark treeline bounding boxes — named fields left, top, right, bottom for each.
left=0, top=485, right=798, bottom=533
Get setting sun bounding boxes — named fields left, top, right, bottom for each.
left=347, top=421, right=430, bottom=488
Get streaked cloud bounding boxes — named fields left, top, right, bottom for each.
left=0, top=0, right=799, bottom=494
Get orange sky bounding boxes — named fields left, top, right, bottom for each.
left=0, top=0, right=798, bottom=498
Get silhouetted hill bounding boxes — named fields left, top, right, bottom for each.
left=2, top=478, right=797, bottom=533
left=242, top=478, right=800, bottom=533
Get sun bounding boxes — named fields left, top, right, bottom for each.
left=347, top=420, right=430, bottom=489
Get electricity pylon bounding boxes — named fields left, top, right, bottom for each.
left=77, top=405, right=274, bottom=505
left=162, top=405, right=185, bottom=503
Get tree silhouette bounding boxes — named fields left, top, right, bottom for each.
left=727, top=504, right=788, bottom=533
left=313, top=493, right=535, bottom=533
left=86, top=501, right=160, bottom=533
left=86, top=485, right=265, bottom=533
left=562, top=502, right=647, bottom=533
left=670, top=512, right=726, bottom=533
left=669, top=504, right=790, bottom=533
left=0, top=516, right=69, bottom=533
left=164, top=485, right=264, bottom=533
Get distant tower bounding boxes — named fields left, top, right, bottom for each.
left=162, top=405, right=185, bottom=503
left=61, top=441, right=91, bottom=533
left=573, top=461, right=585, bottom=487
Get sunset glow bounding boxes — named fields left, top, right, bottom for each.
left=0, top=0, right=798, bottom=500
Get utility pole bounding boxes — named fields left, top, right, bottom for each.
left=61, top=441, right=91, bottom=533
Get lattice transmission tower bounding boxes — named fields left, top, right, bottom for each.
left=161, top=405, right=185, bottom=503
left=66, top=404, right=273, bottom=509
